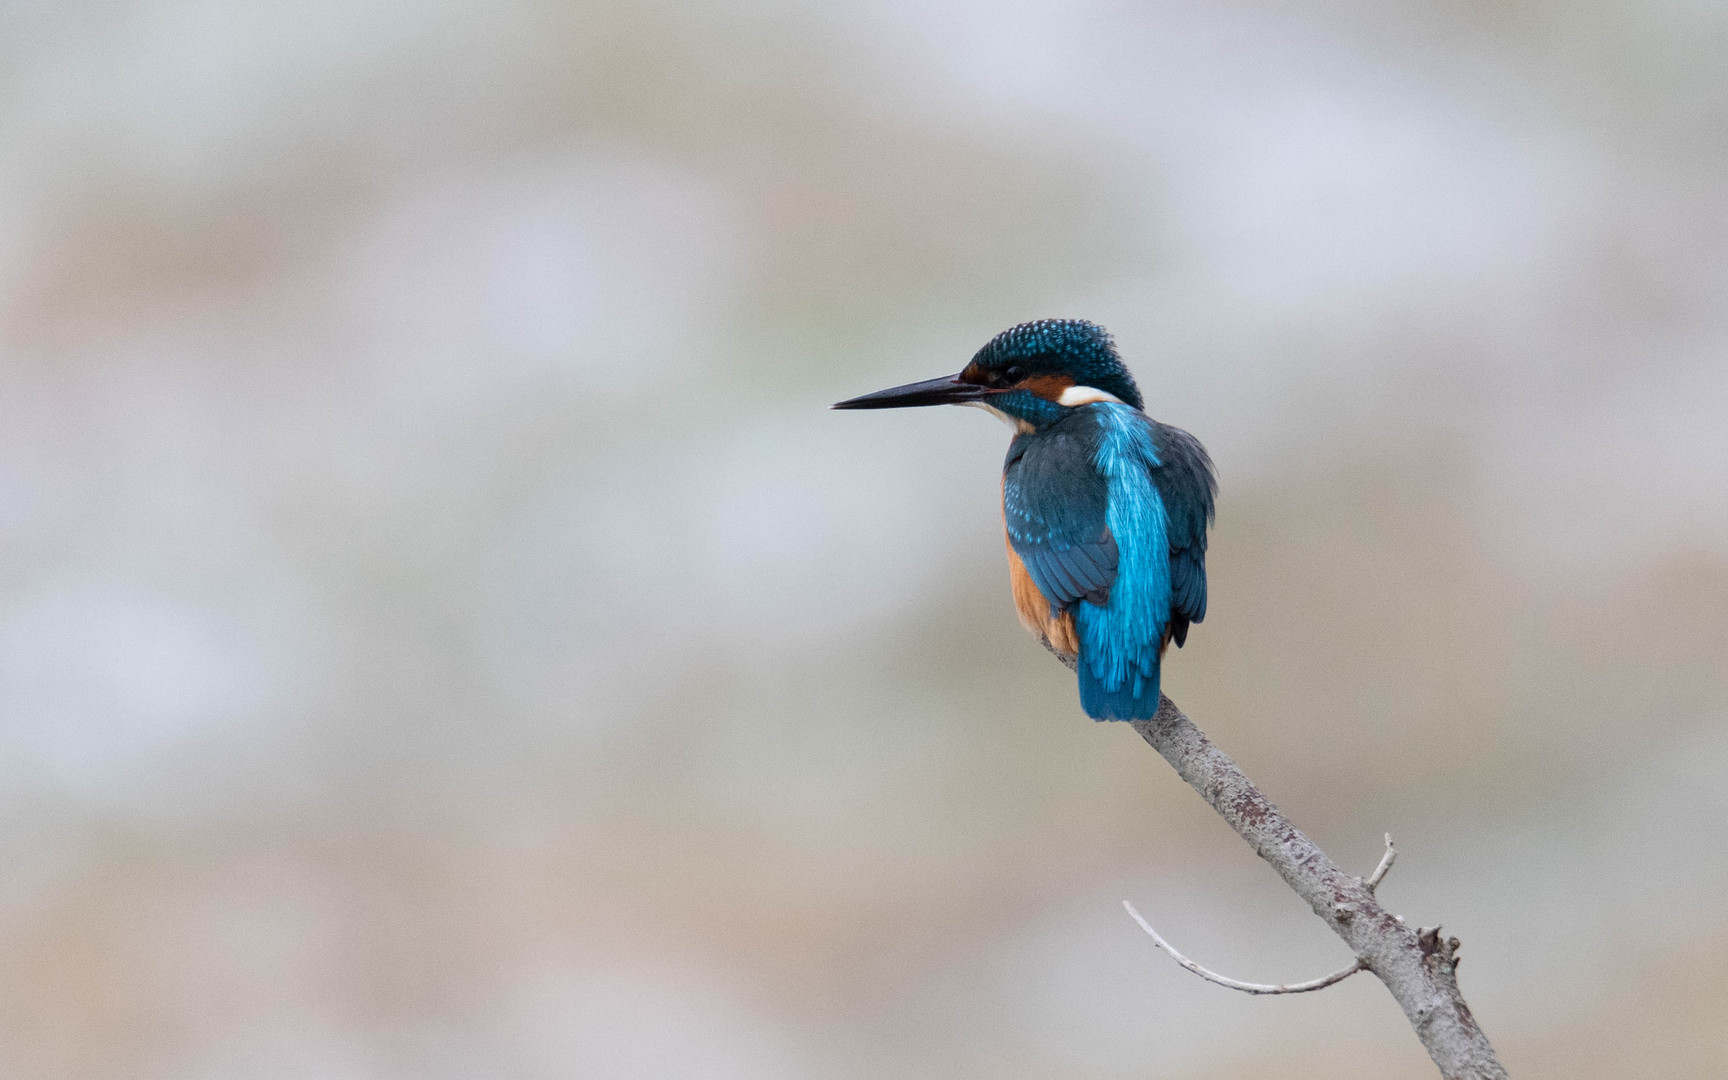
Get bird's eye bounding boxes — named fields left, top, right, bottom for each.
left=1003, top=365, right=1025, bottom=383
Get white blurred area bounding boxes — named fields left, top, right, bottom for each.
left=1, top=2, right=1725, bottom=1077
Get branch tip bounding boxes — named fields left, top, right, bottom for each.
left=1366, top=833, right=1397, bottom=893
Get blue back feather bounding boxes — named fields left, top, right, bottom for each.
left=1004, top=427, right=1115, bottom=607
left=1073, top=404, right=1170, bottom=719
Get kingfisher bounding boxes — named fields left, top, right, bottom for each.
left=833, top=320, right=1216, bottom=720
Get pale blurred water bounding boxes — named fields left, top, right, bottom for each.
left=0, top=1, right=1725, bottom=1077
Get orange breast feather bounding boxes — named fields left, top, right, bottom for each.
left=1005, top=531, right=1079, bottom=662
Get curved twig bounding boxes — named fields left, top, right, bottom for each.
left=1123, top=833, right=1397, bottom=995
left=1123, top=900, right=1367, bottom=994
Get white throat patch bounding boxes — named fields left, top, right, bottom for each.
left=1056, top=385, right=1123, bottom=407
left=964, top=400, right=1034, bottom=433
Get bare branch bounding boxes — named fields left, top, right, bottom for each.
left=1123, top=900, right=1366, bottom=994
left=1132, top=697, right=1507, bottom=1080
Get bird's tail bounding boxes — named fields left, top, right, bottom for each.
left=1075, top=650, right=1161, bottom=721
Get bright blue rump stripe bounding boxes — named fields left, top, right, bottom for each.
left=1075, top=403, right=1170, bottom=720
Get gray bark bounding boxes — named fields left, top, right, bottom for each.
left=1131, top=696, right=1509, bottom=1080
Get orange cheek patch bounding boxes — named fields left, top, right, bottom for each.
left=1021, top=374, right=1076, bottom=401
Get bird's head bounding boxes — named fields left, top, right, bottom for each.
left=832, top=319, right=1142, bottom=431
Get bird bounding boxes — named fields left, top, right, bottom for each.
left=833, top=319, right=1216, bottom=720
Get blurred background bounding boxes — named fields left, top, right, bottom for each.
left=2, top=1, right=1726, bottom=1077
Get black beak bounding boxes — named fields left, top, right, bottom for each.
left=831, top=374, right=989, bottom=410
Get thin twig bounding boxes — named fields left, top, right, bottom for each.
left=1367, top=833, right=1397, bottom=892
left=1123, top=835, right=1396, bottom=995
left=1123, top=900, right=1367, bottom=994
